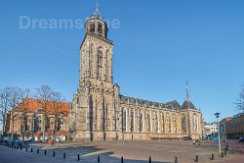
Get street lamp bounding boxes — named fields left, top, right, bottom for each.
left=214, top=112, right=221, bottom=153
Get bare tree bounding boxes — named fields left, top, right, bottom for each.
left=50, top=91, right=66, bottom=141
left=236, top=85, right=244, bottom=113
left=0, top=87, right=24, bottom=133
left=34, top=85, right=65, bottom=142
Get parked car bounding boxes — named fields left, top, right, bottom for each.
left=239, top=137, right=244, bottom=142
left=12, top=139, right=23, bottom=148
left=3, top=137, right=11, bottom=146
left=0, top=136, right=3, bottom=144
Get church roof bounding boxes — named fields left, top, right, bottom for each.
left=120, top=95, right=197, bottom=111
left=181, top=100, right=197, bottom=110
left=165, top=100, right=181, bottom=110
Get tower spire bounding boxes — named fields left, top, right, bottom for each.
left=186, top=81, right=190, bottom=101
left=94, top=0, right=100, bottom=16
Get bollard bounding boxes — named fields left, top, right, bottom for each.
left=31, top=148, right=33, bottom=152
left=78, top=154, right=80, bottom=161
left=211, top=154, right=214, bottom=160
left=44, top=150, right=47, bottom=155
left=221, top=152, right=224, bottom=158
left=53, top=151, right=55, bottom=157
left=63, top=153, right=66, bottom=159
left=149, top=156, right=152, bottom=163
left=25, top=147, right=28, bottom=152
left=194, top=155, right=198, bottom=162
left=121, top=156, right=124, bottom=163
left=174, top=156, right=178, bottom=163
left=97, top=155, right=100, bottom=162
left=37, top=149, right=39, bottom=154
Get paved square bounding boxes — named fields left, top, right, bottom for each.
left=32, top=140, right=244, bottom=163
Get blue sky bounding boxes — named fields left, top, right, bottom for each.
left=0, top=0, right=244, bottom=123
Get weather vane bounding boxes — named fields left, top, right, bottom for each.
left=94, top=0, right=100, bottom=16
left=186, top=81, right=190, bottom=100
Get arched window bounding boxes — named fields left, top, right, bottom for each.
left=130, top=111, right=134, bottom=132
left=105, top=104, right=109, bottom=130
left=104, top=50, right=109, bottom=81
left=161, top=113, right=164, bottom=133
left=147, top=113, right=151, bottom=132
left=122, top=108, right=126, bottom=132
left=181, top=114, right=186, bottom=133
left=154, top=113, right=158, bottom=132
left=139, top=111, right=143, bottom=132
left=98, top=23, right=102, bottom=33
left=172, top=113, right=176, bottom=133
left=97, top=47, right=103, bottom=80
left=90, top=23, right=95, bottom=32
left=193, top=114, right=198, bottom=133
left=166, top=113, right=171, bottom=133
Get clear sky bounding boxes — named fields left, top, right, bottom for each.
left=0, top=0, right=244, bottom=123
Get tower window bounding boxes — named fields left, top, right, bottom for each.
left=90, top=23, right=95, bottom=33
left=97, top=49, right=103, bottom=67
left=98, top=23, right=102, bottom=33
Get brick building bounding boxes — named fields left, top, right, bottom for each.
left=220, top=114, right=244, bottom=139
left=4, top=98, right=70, bottom=141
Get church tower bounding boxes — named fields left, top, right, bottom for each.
left=72, top=1, right=120, bottom=141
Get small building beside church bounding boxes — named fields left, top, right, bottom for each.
left=4, top=98, right=69, bottom=141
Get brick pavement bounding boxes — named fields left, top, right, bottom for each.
left=0, top=140, right=243, bottom=163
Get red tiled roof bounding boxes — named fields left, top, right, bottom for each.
left=225, top=117, right=233, bottom=121
left=13, top=98, right=70, bottom=115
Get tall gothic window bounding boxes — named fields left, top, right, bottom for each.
left=181, top=115, right=186, bottom=133
left=161, top=113, right=164, bottom=133
left=166, top=113, right=171, bottom=133
left=122, top=109, right=126, bottom=132
left=105, top=104, right=109, bottom=130
left=97, top=48, right=103, bottom=80
left=155, top=113, right=158, bottom=132
left=112, top=100, right=117, bottom=131
left=193, top=114, right=198, bottom=133
left=172, top=114, right=176, bottom=133
left=130, top=111, right=134, bottom=132
left=104, top=50, right=109, bottom=81
left=147, top=113, right=151, bottom=132
left=139, top=112, right=143, bottom=132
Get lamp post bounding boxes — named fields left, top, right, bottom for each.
left=214, top=112, right=221, bottom=153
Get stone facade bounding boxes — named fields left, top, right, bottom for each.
left=71, top=8, right=204, bottom=141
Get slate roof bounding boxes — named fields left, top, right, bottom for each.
left=181, top=100, right=197, bottom=110
left=120, top=95, right=197, bottom=110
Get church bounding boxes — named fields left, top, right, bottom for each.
left=70, top=3, right=204, bottom=141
